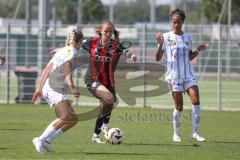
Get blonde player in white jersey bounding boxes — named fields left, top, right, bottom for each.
left=155, top=8, right=209, bottom=142
left=31, top=28, right=83, bottom=154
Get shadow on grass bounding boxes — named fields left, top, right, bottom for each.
left=210, top=141, right=240, bottom=144
left=82, top=152, right=164, bottom=156
left=123, top=142, right=200, bottom=147
left=55, top=151, right=164, bottom=156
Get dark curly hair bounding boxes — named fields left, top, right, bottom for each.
left=170, top=8, right=185, bottom=23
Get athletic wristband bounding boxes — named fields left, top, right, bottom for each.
left=192, top=49, right=199, bottom=55
left=157, top=43, right=162, bottom=48
left=123, top=49, right=131, bottom=57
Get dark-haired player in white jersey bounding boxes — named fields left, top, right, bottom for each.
left=155, top=8, right=209, bottom=142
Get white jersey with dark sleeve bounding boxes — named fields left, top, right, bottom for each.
left=162, top=31, right=195, bottom=80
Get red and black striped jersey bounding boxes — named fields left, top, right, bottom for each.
left=82, top=37, right=121, bottom=87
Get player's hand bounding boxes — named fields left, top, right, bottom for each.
left=130, top=53, right=137, bottom=63
left=197, top=43, right=210, bottom=52
left=49, top=48, right=61, bottom=55
left=155, top=32, right=164, bottom=46
left=32, top=90, right=42, bottom=103
left=70, top=87, right=81, bottom=98
left=0, top=57, right=6, bottom=65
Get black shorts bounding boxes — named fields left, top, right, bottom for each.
left=86, top=81, right=116, bottom=100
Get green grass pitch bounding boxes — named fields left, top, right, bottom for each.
left=0, top=104, right=240, bottom=160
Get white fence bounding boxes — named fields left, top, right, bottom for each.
left=0, top=23, right=239, bottom=110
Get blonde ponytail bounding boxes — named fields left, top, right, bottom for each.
left=65, top=27, right=83, bottom=46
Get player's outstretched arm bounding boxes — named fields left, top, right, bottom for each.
left=189, top=43, right=209, bottom=61
left=155, top=32, right=164, bottom=62
left=32, top=62, right=53, bottom=103
left=64, top=61, right=80, bottom=98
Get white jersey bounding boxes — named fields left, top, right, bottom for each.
left=44, top=46, right=79, bottom=94
left=162, top=31, right=195, bottom=80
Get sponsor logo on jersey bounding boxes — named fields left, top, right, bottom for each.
left=169, top=40, right=176, bottom=46
left=66, top=50, right=71, bottom=57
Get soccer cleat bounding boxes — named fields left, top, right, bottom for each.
left=192, top=133, right=206, bottom=142
left=32, top=137, right=44, bottom=154
left=43, top=141, right=55, bottom=152
left=173, top=134, right=181, bottom=142
left=92, top=136, right=106, bottom=144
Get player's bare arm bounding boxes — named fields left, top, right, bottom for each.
left=155, top=32, right=164, bottom=61
left=0, top=56, right=6, bottom=65
left=189, top=43, right=209, bottom=60
left=32, top=62, right=53, bottom=102
left=64, top=61, right=80, bottom=98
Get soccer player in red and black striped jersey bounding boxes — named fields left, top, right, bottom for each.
left=82, top=21, right=137, bottom=143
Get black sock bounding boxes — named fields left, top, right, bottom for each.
left=94, top=115, right=103, bottom=135
left=103, top=112, right=111, bottom=124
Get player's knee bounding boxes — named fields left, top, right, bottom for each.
left=59, top=113, right=68, bottom=121
left=104, top=94, right=115, bottom=104
left=69, top=120, right=78, bottom=126
left=61, top=113, right=77, bottom=122
left=71, top=114, right=79, bottom=122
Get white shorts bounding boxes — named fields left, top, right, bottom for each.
left=168, top=77, right=198, bottom=92
left=42, top=82, right=67, bottom=108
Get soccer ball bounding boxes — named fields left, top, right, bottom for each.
left=104, top=128, right=124, bottom=144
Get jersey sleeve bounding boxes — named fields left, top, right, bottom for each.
left=64, top=48, right=77, bottom=62
left=82, top=37, right=92, bottom=52
left=162, top=33, right=168, bottom=52
left=49, top=52, right=58, bottom=63
left=188, top=34, right=193, bottom=51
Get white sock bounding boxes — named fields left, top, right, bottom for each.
left=173, top=109, right=181, bottom=136
left=93, top=133, right=99, bottom=138
left=102, top=123, right=109, bottom=129
left=46, top=129, right=63, bottom=143
left=192, top=105, right=201, bottom=134
left=39, top=125, right=57, bottom=142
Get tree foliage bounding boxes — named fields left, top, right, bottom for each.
left=0, top=0, right=38, bottom=19
left=0, top=0, right=106, bottom=24
left=202, top=0, right=240, bottom=24
left=1, top=0, right=239, bottom=25
left=114, top=0, right=150, bottom=24
left=155, top=5, right=170, bottom=23
left=114, top=0, right=169, bottom=24
left=56, top=0, right=106, bottom=24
